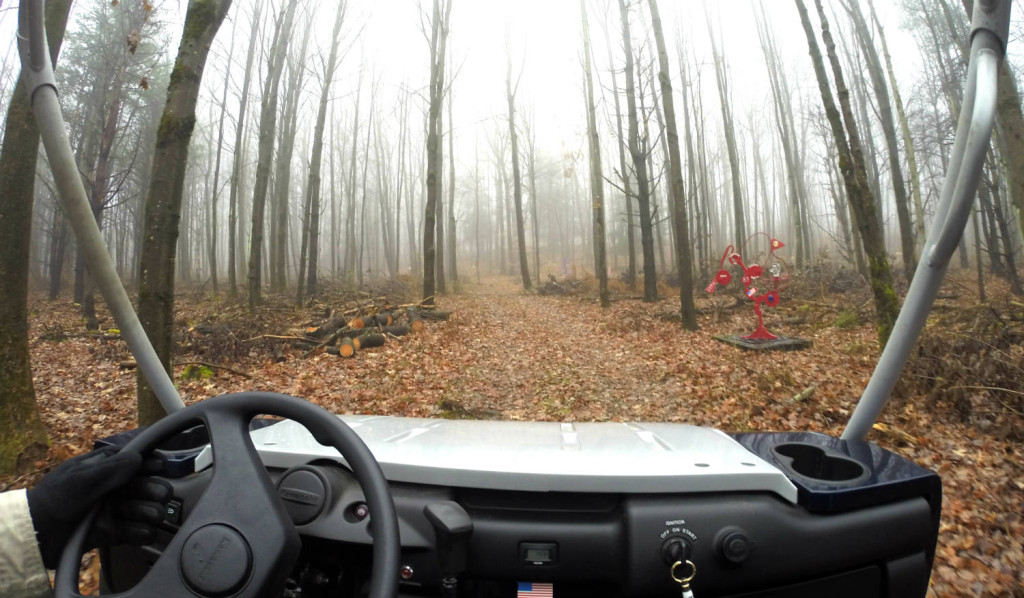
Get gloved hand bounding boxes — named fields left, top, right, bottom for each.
left=27, top=445, right=171, bottom=568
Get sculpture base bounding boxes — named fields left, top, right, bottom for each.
left=713, top=334, right=813, bottom=352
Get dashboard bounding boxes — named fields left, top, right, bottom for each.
left=101, top=418, right=941, bottom=598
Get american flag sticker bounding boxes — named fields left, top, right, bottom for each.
left=517, top=582, right=553, bottom=598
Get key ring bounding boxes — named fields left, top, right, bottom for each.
left=671, top=560, right=696, bottom=584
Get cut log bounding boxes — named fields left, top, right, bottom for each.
left=309, top=315, right=347, bottom=338
left=379, top=325, right=410, bottom=337
left=326, top=346, right=341, bottom=356
left=349, top=317, right=367, bottom=330
left=417, top=309, right=451, bottom=322
left=354, top=333, right=386, bottom=350
left=338, top=337, right=356, bottom=358
left=406, top=309, right=424, bottom=332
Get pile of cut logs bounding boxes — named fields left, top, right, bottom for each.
left=300, top=305, right=451, bottom=359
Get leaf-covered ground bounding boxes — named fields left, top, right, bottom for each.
left=5, top=273, right=1023, bottom=596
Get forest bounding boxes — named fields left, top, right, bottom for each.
left=0, top=0, right=1022, bottom=596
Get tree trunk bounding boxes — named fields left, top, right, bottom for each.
left=447, top=83, right=458, bottom=286
left=227, top=0, right=264, bottom=301
left=618, top=0, right=657, bottom=301
left=580, top=0, right=609, bottom=307
left=605, top=21, right=636, bottom=287
left=507, top=56, right=532, bottom=291
left=797, top=0, right=899, bottom=346
left=869, top=0, right=926, bottom=249
left=299, top=3, right=346, bottom=304
left=0, top=0, right=72, bottom=474
left=246, top=0, right=297, bottom=308
left=137, top=0, right=232, bottom=425
left=423, top=0, right=452, bottom=305
left=208, top=17, right=237, bottom=295
left=845, top=0, right=917, bottom=279
left=707, top=16, right=746, bottom=250
left=271, top=22, right=311, bottom=292
left=649, top=0, right=697, bottom=328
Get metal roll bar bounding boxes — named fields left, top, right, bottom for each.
left=17, top=0, right=185, bottom=414
left=844, top=0, right=1010, bottom=440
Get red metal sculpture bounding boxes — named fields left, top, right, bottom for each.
left=706, top=235, right=790, bottom=340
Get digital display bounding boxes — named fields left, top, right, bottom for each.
left=526, top=548, right=551, bottom=562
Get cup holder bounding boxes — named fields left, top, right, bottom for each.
left=771, top=443, right=868, bottom=484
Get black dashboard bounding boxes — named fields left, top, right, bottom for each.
left=101, top=427, right=940, bottom=598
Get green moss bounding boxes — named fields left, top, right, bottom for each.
left=181, top=364, right=213, bottom=380
left=183, top=0, right=218, bottom=42
left=834, top=309, right=860, bottom=328
left=156, top=112, right=196, bottom=147
left=0, top=411, right=49, bottom=475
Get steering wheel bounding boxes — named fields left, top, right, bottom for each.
left=53, top=392, right=401, bottom=598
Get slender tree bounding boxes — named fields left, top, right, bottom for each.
left=422, top=0, right=452, bottom=305
left=618, top=0, right=658, bottom=301
left=649, top=0, right=697, bottom=328
left=506, top=50, right=532, bottom=291
left=137, top=0, right=232, bottom=425
left=227, top=0, right=264, bottom=300
left=796, top=0, right=899, bottom=346
left=298, top=2, right=346, bottom=304
left=844, top=0, right=916, bottom=279
left=246, top=0, right=298, bottom=308
left=581, top=0, right=609, bottom=307
left=0, top=0, right=73, bottom=474
left=707, top=12, right=746, bottom=250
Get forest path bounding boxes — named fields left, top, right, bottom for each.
left=298, top=276, right=874, bottom=430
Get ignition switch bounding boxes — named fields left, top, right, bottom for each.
left=660, top=537, right=692, bottom=566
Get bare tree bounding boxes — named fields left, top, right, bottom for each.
left=137, top=0, right=232, bottom=424
left=246, top=0, right=298, bottom=308
left=618, top=0, right=658, bottom=301
left=226, top=0, right=264, bottom=300
left=796, top=0, right=899, bottom=346
left=706, top=12, right=746, bottom=250
left=581, top=0, right=609, bottom=307
left=648, top=0, right=697, bottom=328
left=422, top=0, right=452, bottom=305
left=298, top=1, right=347, bottom=304
left=506, top=46, right=532, bottom=291
left=843, top=0, right=917, bottom=279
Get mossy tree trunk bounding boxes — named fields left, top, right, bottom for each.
left=797, top=0, right=899, bottom=347
left=137, top=0, right=232, bottom=426
left=0, top=0, right=73, bottom=474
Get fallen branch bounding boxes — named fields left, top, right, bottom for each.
left=789, top=385, right=816, bottom=403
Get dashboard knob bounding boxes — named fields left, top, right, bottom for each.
left=716, top=527, right=753, bottom=564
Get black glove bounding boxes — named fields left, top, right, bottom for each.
left=27, top=445, right=171, bottom=568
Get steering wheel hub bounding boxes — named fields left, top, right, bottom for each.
left=180, top=524, right=253, bottom=597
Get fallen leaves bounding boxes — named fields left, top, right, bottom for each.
left=4, top=275, right=1023, bottom=597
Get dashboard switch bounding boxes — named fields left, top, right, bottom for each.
left=716, top=527, right=753, bottom=564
